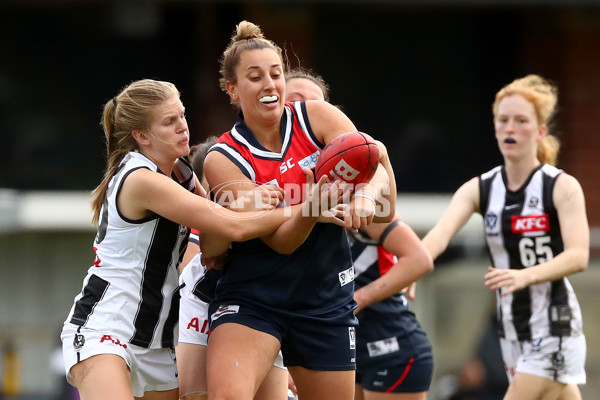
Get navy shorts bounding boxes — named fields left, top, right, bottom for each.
left=356, top=331, right=433, bottom=393
left=356, top=355, right=433, bottom=393
left=210, top=302, right=357, bottom=371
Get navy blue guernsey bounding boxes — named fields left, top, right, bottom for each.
left=209, top=102, right=356, bottom=318
left=218, top=223, right=354, bottom=315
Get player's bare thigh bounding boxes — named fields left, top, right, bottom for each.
left=254, top=366, right=288, bottom=400
left=355, top=384, right=365, bottom=400
left=135, top=388, right=179, bottom=400
left=176, top=342, right=208, bottom=398
left=362, top=389, right=427, bottom=400
left=70, top=353, right=133, bottom=400
left=289, top=366, right=355, bottom=400
left=504, top=372, right=577, bottom=400
left=207, top=323, right=281, bottom=399
left=558, top=383, right=582, bottom=400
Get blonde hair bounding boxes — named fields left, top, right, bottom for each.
left=492, top=74, right=561, bottom=165
left=91, top=79, right=180, bottom=225
left=219, top=21, right=284, bottom=106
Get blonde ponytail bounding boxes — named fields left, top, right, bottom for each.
left=91, top=79, right=179, bottom=225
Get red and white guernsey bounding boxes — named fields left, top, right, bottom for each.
left=206, top=102, right=356, bottom=315
left=211, top=102, right=322, bottom=204
left=64, top=152, right=194, bottom=349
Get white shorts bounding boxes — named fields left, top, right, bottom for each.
left=500, top=334, right=586, bottom=385
left=179, top=256, right=211, bottom=346
left=178, top=254, right=286, bottom=369
left=61, top=323, right=178, bottom=397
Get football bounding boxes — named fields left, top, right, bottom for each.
left=315, top=131, right=380, bottom=185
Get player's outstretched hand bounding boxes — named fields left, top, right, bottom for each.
left=484, top=266, right=530, bottom=296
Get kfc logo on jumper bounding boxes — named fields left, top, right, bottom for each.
left=511, top=214, right=549, bottom=233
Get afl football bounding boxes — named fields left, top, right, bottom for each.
left=315, top=131, right=379, bottom=185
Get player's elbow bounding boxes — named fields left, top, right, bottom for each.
left=415, top=250, right=434, bottom=276
left=267, top=240, right=301, bottom=255
left=403, top=248, right=434, bottom=279
left=562, top=246, right=589, bottom=275
left=276, top=246, right=297, bottom=255
left=573, top=248, right=589, bottom=273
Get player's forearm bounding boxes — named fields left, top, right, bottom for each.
left=355, top=253, right=432, bottom=311
left=375, top=149, right=397, bottom=219
left=422, top=228, right=450, bottom=261
left=525, top=247, right=588, bottom=285
left=368, top=165, right=396, bottom=223
left=261, top=205, right=318, bottom=254
left=199, top=233, right=231, bottom=258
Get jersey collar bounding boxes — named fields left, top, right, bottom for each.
left=229, top=105, right=294, bottom=160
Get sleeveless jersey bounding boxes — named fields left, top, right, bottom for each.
left=208, top=102, right=356, bottom=316
left=184, top=228, right=222, bottom=303
left=65, top=151, right=194, bottom=348
left=348, top=229, right=424, bottom=367
left=479, top=164, right=583, bottom=341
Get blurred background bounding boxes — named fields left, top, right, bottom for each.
left=1, top=0, right=599, bottom=399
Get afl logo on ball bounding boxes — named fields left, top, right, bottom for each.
left=73, top=334, right=85, bottom=350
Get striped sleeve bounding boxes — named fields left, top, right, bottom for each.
left=189, top=228, right=200, bottom=245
